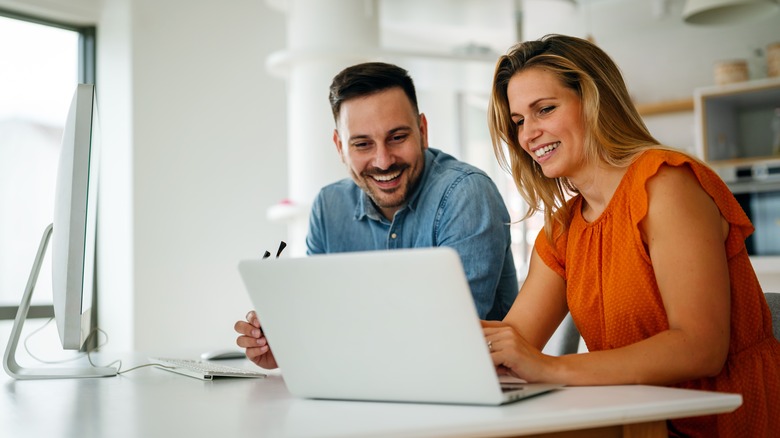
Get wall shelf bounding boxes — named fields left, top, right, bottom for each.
left=635, top=98, right=694, bottom=116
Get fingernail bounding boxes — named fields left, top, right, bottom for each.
left=252, top=329, right=261, bottom=337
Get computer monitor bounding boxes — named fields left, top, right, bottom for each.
left=3, top=84, right=117, bottom=379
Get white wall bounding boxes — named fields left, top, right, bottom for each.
left=96, top=0, right=289, bottom=352
left=95, top=0, right=134, bottom=351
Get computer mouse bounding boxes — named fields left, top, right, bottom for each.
left=200, top=349, right=247, bottom=361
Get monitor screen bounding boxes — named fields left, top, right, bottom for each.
left=3, top=84, right=117, bottom=379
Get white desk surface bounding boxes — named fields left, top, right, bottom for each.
left=0, top=353, right=742, bottom=438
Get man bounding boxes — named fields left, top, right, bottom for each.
left=236, top=62, right=517, bottom=368
left=308, top=61, right=517, bottom=319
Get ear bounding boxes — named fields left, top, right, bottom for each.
left=419, top=113, right=429, bottom=150
left=333, top=129, right=345, bottom=163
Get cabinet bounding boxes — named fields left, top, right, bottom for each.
left=694, top=78, right=780, bottom=256
left=694, top=77, right=780, bottom=166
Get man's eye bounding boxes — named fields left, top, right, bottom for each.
left=389, top=134, right=408, bottom=143
left=353, top=142, right=370, bottom=148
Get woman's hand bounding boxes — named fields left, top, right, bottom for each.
left=482, top=320, right=556, bottom=383
left=234, top=310, right=279, bottom=369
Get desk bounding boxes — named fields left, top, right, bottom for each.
left=0, top=354, right=742, bottom=438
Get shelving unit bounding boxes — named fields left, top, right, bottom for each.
left=693, top=78, right=780, bottom=258
left=694, top=77, right=780, bottom=166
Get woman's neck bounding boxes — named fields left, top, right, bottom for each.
left=570, top=163, right=628, bottom=222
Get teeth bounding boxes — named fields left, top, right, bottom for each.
left=534, top=142, right=560, bottom=158
left=372, top=171, right=401, bottom=182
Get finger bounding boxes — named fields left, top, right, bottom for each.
left=237, top=334, right=270, bottom=352
left=234, top=320, right=256, bottom=336
left=236, top=335, right=254, bottom=349
left=496, top=365, right=513, bottom=376
left=245, top=346, right=269, bottom=364
left=236, top=335, right=257, bottom=349
left=236, top=329, right=267, bottom=344
left=250, top=327, right=263, bottom=339
left=246, top=310, right=261, bottom=328
left=482, top=326, right=506, bottom=338
left=481, top=320, right=507, bottom=328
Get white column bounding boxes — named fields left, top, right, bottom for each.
left=267, top=0, right=379, bottom=256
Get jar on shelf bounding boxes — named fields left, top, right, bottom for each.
left=768, top=42, right=780, bottom=78
left=714, top=59, right=749, bottom=85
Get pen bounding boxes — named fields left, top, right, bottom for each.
left=275, top=241, right=287, bottom=258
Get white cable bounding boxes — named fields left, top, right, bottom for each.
left=21, top=317, right=170, bottom=375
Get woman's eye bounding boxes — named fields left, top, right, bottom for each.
left=540, top=106, right=555, bottom=115
left=513, top=119, right=524, bottom=127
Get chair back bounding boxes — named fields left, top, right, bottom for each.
left=765, top=292, right=780, bottom=342
left=545, top=313, right=581, bottom=356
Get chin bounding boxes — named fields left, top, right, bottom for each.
left=375, top=196, right=405, bottom=210
left=541, top=169, right=564, bottom=180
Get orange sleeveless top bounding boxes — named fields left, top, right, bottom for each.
left=535, top=149, right=780, bottom=437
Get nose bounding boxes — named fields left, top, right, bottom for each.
left=372, top=143, right=395, bottom=170
left=518, top=119, right=541, bottom=151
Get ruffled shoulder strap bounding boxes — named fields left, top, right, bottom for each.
left=627, top=149, right=754, bottom=257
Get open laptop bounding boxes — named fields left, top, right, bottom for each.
left=238, top=247, right=562, bottom=405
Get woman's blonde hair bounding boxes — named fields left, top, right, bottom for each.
left=488, top=34, right=660, bottom=242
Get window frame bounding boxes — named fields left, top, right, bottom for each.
left=0, top=8, right=96, bottom=321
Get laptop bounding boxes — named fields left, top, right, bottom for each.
left=237, top=247, right=563, bottom=405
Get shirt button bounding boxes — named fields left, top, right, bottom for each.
left=391, top=233, right=397, bottom=239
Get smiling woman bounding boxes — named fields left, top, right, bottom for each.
left=0, top=12, right=94, bottom=329
left=485, top=34, right=780, bottom=438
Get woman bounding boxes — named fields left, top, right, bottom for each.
left=485, top=34, right=779, bottom=437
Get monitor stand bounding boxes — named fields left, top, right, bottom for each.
left=3, top=224, right=117, bottom=379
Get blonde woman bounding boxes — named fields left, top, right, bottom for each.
left=485, top=34, right=779, bottom=437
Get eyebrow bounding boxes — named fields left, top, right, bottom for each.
left=510, top=97, right=556, bottom=118
left=388, top=126, right=413, bottom=135
left=348, top=126, right=412, bottom=142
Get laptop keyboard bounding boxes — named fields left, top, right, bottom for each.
left=498, top=375, right=528, bottom=392
left=150, top=357, right=267, bottom=381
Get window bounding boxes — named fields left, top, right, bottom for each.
left=0, top=10, right=95, bottom=320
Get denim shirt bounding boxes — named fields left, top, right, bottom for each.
left=305, top=148, right=518, bottom=320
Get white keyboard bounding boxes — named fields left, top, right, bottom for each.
left=150, top=357, right=267, bottom=381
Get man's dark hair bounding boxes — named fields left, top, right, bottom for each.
left=329, top=62, right=419, bottom=123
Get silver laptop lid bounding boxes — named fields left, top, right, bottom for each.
left=239, top=247, right=552, bottom=405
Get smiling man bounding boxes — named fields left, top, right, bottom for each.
left=305, top=62, right=518, bottom=320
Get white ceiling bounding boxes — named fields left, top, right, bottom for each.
left=379, top=0, right=518, bottom=55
